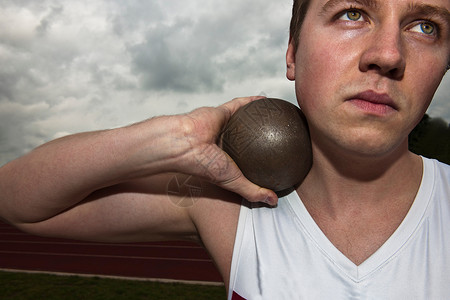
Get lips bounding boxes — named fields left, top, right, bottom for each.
left=347, top=90, right=398, bottom=115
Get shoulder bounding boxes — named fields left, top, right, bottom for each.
left=422, top=156, right=450, bottom=180
left=421, top=157, right=450, bottom=204
left=434, top=159, right=450, bottom=175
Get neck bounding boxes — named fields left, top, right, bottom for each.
left=298, top=140, right=423, bottom=215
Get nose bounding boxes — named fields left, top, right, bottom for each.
left=359, top=24, right=406, bottom=80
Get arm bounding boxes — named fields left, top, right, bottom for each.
left=0, top=97, right=277, bottom=241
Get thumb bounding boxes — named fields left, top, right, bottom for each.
left=218, top=171, right=279, bottom=206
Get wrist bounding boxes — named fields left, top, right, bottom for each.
left=115, top=115, right=193, bottom=179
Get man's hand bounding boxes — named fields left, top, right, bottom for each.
left=174, top=96, right=278, bottom=205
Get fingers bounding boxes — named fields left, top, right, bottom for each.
left=218, top=96, right=266, bottom=122
left=193, top=143, right=278, bottom=205
left=219, top=173, right=279, bottom=206
left=216, top=96, right=277, bottom=205
left=210, top=149, right=278, bottom=205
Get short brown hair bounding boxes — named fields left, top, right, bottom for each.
left=289, top=0, right=312, bottom=49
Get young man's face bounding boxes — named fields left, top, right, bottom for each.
left=287, top=0, right=449, bottom=159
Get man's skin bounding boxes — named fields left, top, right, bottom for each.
left=0, top=0, right=449, bottom=294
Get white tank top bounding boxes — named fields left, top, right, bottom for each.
left=228, top=157, right=450, bottom=299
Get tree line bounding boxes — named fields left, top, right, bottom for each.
left=408, top=114, right=450, bottom=165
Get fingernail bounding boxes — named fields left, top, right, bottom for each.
left=262, top=196, right=277, bottom=206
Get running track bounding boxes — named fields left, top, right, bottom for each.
left=0, top=221, right=222, bottom=283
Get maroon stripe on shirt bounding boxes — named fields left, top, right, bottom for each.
left=232, top=291, right=246, bottom=300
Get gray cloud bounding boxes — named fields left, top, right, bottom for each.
left=36, top=5, right=63, bottom=36
left=0, top=101, right=50, bottom=163
left=130, top=18, right=223, bottom=93
left=129, top=0, right=289, bottom=94
left=109, top=0, right=164, bottom=37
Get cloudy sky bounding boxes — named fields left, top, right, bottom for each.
left=1, top=0, right=449, bottom=166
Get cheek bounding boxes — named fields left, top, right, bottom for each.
left=417, top=66, right=446, bottom=101
left=403, top=56, right=446, bottom=118
left=404, top=39, right=448, bottom=104
left=294, top=43, right=344, bottom=112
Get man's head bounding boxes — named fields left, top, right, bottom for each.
left=289, top=0, right=312, bottom=50
left=286, top=0, right=449, bottom=159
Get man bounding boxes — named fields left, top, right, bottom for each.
left=0, top=0, right=449, bottom=298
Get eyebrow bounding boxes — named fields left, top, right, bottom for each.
left=320, top=0, right=380, bottom=16
left=407, top=3, right=450, bottom=26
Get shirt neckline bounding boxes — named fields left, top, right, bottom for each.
left=285, top=157, right=435, bottom=281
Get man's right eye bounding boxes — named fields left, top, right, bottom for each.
left=339, top=10, right=363, bottom=22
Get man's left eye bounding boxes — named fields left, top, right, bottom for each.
left=339, top=10, right=362, bottom=21
left=411, top=22, right=436, bottom=35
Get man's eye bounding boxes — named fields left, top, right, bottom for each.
left=411, top=22, right=436, bottom=36
left=339, top=10, right=362, bottom=21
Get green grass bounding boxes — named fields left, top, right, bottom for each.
left=0, top=271, right=226, bottom=300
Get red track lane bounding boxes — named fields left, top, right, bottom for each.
left=0, top=221, right=222, bottom=283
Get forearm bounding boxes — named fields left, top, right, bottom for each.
left=0, top=115, right=188, bottom=224
left=0, top=97, right=277, bottom=228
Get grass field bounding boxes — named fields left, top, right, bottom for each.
left=0, top=271, right=227, bottom=300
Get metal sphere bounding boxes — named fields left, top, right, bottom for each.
left=221, top=98, right=312, bottom=192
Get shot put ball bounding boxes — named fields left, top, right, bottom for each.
left=221, top=98, right=312, bottom=192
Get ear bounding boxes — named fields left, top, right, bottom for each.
left=286, top=39, right=296, bottom=81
